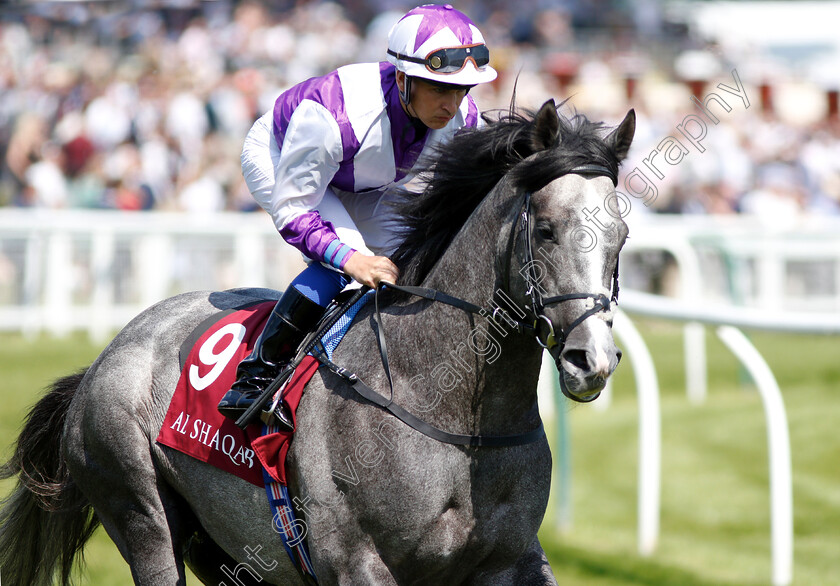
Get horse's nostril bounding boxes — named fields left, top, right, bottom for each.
left=562, top=349, right=589, bottom=372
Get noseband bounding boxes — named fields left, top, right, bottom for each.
left=519, top=165, right=620, bottom=347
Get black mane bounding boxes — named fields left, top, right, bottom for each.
left=389, top=102, right=622, bottom=286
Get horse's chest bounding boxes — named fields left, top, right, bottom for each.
left=421, top=447, right=551, bottom=545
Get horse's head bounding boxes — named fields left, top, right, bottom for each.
left=390, top=98, right=635, bottom=402
left=516, top=101, right=635, bottom=402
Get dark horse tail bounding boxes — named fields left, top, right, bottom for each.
left=0, top=370, right=100, bottom=585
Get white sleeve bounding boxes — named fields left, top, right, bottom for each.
left=258, top=99, right=344, bottom=230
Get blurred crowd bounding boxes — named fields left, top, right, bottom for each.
left=2, top=0, right=839, bottom=220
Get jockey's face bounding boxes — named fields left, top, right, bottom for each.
left=396, top=71, right=469, bottom=130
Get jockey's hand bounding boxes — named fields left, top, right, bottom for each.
left=343, top=253, right=399, bottom=288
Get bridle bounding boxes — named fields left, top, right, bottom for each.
left=512, top=164, right=620, bottom=402
left=520, top=173, right=620, bottom=339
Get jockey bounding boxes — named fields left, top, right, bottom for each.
left=218, top=4, right=497, bottom=427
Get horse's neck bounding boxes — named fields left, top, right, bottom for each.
left=414, top=187, right=543, bottom=433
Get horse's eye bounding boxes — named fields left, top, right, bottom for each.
left=536, top=222, right=555, bottom=242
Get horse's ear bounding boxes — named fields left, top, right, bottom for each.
left=531, top=99, right=561, bottom=151
left=607, top=109, right=635, bottom=161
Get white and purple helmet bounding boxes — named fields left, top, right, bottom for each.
left=386, top=4, right=497, bottom=87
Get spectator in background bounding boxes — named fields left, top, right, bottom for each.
left=23, top=140, right=68, bottom=208
left=740, top=162, right=808, bottom=226
left=4, top=113, right=49, bottom=205
left=0, top=0, right=836, bottom=221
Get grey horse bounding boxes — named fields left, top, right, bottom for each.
left=0, top=100, right=635, bottom=585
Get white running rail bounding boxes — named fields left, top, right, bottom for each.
left=614, top=289, right=840, bottom=586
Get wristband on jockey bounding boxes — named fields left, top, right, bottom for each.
left=324, top=239, right=356, bottom=271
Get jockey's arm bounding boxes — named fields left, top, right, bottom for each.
left=263, top=101, right=399, bottom=287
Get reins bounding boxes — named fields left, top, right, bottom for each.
left=314, top=282, right=544, bottom=447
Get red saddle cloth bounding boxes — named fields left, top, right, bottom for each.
left=156, top=301, right=319, bottom=486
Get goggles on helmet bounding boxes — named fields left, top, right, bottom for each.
left=388, top=43, right=490, bottom=75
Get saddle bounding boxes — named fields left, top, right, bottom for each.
left=156, top=288, right=372, bottom=486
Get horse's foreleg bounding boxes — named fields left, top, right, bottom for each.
left=510, top=538, right=559, bottom=585
left=308, top=530, right=398, bottom=586
left=330, top=551, right=399, bottom=586
left=465, top=537, right=558, bottom=586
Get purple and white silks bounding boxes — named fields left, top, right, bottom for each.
left=242, top=62, right=479, bottom=268
left=401, top=4, right=478, bottom=53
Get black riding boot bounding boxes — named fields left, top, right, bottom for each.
left=217, top=287, right=326, bottom=427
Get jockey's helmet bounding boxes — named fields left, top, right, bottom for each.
left=386, top=4, right=497, bottom=88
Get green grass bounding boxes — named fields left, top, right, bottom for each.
left=0, top=334, right=203, bottom=585
left=540, top=320, right=840, bottom=585
left=1, top=322, right=838, bottom=584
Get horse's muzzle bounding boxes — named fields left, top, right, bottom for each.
left=553, top=334, right=621, bottom=403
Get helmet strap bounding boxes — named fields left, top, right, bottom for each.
left=399, top=75, right=413, bottom=106
left=399, top=74, right=424, bottom=123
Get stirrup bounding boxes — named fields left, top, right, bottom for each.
left=254, top=367, right=296, bottom=431
left=260, top=399, right=295, bottom=432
